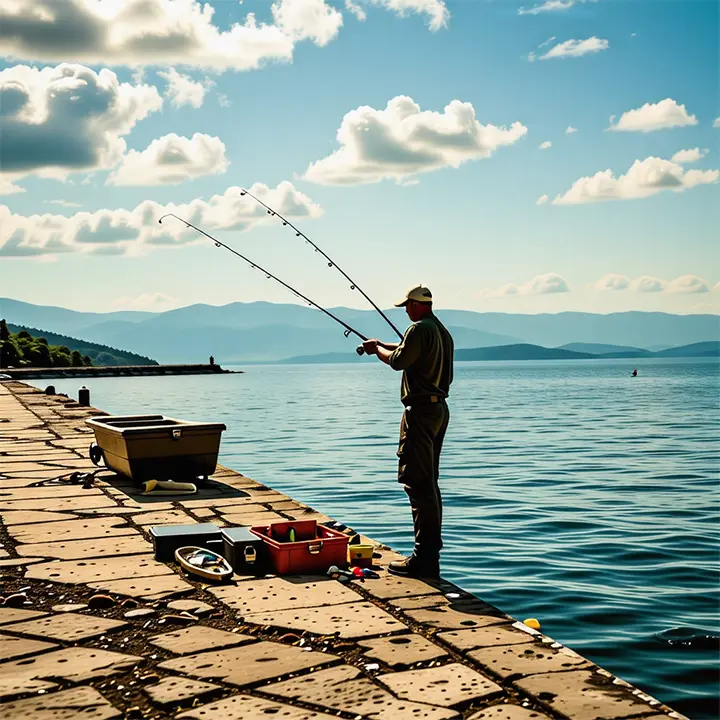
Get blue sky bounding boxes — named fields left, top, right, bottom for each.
left=0, top=0, right=718, bottom=315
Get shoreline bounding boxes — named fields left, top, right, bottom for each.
left=0, top=380, right=688, bottom=719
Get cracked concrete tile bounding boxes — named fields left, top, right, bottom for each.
left=405, top=605, right=508, bottom=631
left=0, top=495, right=117, bottom=512
left=209, top=577, right=361, bottom=614
left=150, top=626, right=255, bottom=655
left=159, top=641, right=336, bottom=687
left=467, top=704, right=554, bottom=720
left=135, top=510, right=195, bottom=526
left=438, top=625, right=535, bottom=651
left=9, top=516, right=135, bottom=544
left=262, top=664, right=460, bottom=720
left=242, top=602, right=407, bottom=639
left=0, top=632, right=57, bottom=661
left=17, top=534, right=150, bottom=560
left=0, top=510, right=79, bottom=525
left=146, top=675, right=221, bottom=706
left=91, top=574, right=193, bottom=600
left=0, top=608, right=48, bottom=626
left=362, top=575, right=442, bottom=601
left=5, top=612, right=127, bottom=642
left=220, top=511, right=288, bottom=525
left=514, top=669, right=661, bottom=719
left=213, top=503, right=267, bottom=515
left=27, top=553, right=172, bottom=583
left=0, top=647, right=141, bottom=700
left=468, top=642, right=591, bottom=680
left=177, top=694, right=339, bottom=719
left=0, top=486, right=106, bottom=500
left=358, top=633, right=448, bottom=667
left=0, top=557, right=45, bottom=567
left=166, top=599, right=214, bottom=615
left=389, top=591, right=478, bottom=612
left=0, top=686, right=121, bottom=720
left=379, top=663, right=503, bottom=707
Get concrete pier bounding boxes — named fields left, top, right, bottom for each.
left=0, top=381, right=687, bottom=719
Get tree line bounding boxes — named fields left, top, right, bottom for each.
left=1, top=319, right=91, bottom=369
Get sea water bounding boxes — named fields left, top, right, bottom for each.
left=35, top=357, right=720, bottom=717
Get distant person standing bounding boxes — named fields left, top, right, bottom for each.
left=362, top=285, right=454, bottom=579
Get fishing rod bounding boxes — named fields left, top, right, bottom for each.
left=158, top=213, right=369, bottom=352
left=239, top=188, right=404, bottom=347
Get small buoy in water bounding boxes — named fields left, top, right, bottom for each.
left=524, top=618, right=541, bottom=630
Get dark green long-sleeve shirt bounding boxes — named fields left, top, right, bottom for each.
left=389, top=313, right=454, bottom=405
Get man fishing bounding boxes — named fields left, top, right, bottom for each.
left=362, top=285, right=454, bottom=579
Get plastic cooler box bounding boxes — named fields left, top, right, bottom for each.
left=86, top=414, right=226, bottom=483
left=250, top=520, right=349, bottom=575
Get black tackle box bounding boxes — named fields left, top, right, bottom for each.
left=221, top=526, right=266, bottom=574
left=150, top=523, right=223, bottom=562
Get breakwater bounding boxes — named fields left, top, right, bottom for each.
left=1, top=363, right=238, bottom=380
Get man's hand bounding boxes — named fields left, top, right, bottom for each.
left=362, top=339, right=379, bottom=355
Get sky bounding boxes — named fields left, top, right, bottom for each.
left=0, top=0, right=718, bottom=316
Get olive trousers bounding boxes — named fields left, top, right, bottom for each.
left=397, top=400, right=450, bottom=560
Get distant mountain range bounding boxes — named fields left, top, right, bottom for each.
left=1, top=297, right=718, bottom=364
left=277, top=341, right=720, bottom=364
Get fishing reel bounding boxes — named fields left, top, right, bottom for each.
left=344, top=329, right=366, bottom=355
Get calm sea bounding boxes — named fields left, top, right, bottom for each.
left=35, top=357, right=720, bottom=718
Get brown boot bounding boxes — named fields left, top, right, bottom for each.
left=388, top=554, right=440, bottom=580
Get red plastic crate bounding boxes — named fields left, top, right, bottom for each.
left=250, top=520, right=349, bottom=575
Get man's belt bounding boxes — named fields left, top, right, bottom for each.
left=404, top=394, right=446, bottom=406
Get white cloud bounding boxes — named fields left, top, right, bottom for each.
left=303, top=95, right=527, bottom=186
left=272, top=0, right=343, bottom=46
left=369, top=0, right=450, bottom=32
left=609, top=98, right=697, bottom=133
left=46, top=200, right=82, bottom=208
left=671, top=148, right=708, bottom=164
left=714, top=117, right=720, bottom=129
left=0, top=0, right=446, bottom=72
left=0, top=64, right=163, bottom=187
left=551, top=156, right=719, bottom=205
left=565, top=126, right=578, bottom=134
left=519, top=0, right=577, bottom=15
left=532, top=37, right=609, bottom=61
left=109, top=133, right=229, bottom=186
left=157, top=68, right=212, bottom=108
left=666, top=275, right=710, bottom=294
left=345, top=0, right=367, bottom=20
left=539, top=140, right=552, bottom=149
left=536, top=194, right=549, bottom=205
left=0, top=178, right=26, bottom=196
left=480, top=272, right=570, bottom=298
left=0, top=0, right=294, bottom=71
left=594, top=273, right=629, bottom=291
left=630, top=276, right=664, bottom=293
left=111, top=292, right=181, bottom=311
left=0, top=181, right=322, bottom=258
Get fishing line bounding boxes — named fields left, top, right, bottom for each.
left=239, top=188, right=404, bottom=343
left=158, top=214, right=369, bottom=349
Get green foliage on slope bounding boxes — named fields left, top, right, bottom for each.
left=0, top=320, right=158, bottom=368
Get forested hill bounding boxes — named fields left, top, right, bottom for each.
left=6, top=323, right=158, bottom=366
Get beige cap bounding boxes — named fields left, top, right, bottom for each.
left=394, top=284, right=433, bottom=307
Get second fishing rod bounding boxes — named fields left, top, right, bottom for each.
left=162, top=189, right=405, bottom=354
left=158, top=213, right=371, bottom=353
